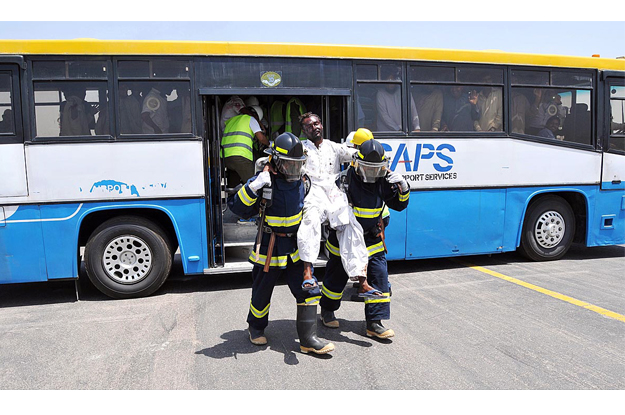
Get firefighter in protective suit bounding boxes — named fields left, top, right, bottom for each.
left=228, top=132, right=334, bottom=354
left=320, top=134, right=410, bottom=339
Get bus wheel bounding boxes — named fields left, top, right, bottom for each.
left=84, top=216, right=172, bottom=299
left=519, top=195, right=575, bottom=261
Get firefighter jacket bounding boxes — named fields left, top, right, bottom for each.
left=326, top=168, right=410, bottom=258
left=228, top=173, right=307, bottom=268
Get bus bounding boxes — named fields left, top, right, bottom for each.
left=0, top=39, right=623, bottom=298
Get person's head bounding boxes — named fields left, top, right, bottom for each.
left=546, top=116, right=560, bottom=133
left=450, top=85, right=465, bottom=99
left=265, top=132, right=307, bottom=182
left=352, top=139, right=389, bottom=183
left=381, top=66, right=401, bottom=93
left=240, top=105, right=263, bottom=122
left=300, top=112, right=323, bottom=142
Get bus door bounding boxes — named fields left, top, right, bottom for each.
left=201, top=91, right=349, bottom=272
left=602, top=74, right=625, bottom=190
left=0, top=60, right=48, bottom=284
left=596, top=73, right=625, bottom=245
left=0, top=61, right=27, bottom=198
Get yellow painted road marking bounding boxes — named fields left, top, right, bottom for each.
left=459, top=261, right=625, bottom=324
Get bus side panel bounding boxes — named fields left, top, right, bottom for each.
left=588, top=189, right=625, bottom=246
left=405, top=189, right=505, bottom=259
left=0, top=205, right=48, bottom=283
left=38, top=198, right=209, bottom=281
left=504, top=186, right=597, bottom=250
left=384, top=208, right=406, bottom=260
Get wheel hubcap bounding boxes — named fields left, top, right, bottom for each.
left=102, top=235, right=153, bottom=284
left=534, top=211, right=566, bottom=249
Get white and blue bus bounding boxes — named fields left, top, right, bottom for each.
left=0, top=40, right=623, bottom=298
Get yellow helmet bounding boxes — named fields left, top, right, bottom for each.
left=349, top=128, right=374, bottom=147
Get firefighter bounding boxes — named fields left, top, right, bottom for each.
left=320, top=134, right=410, bottom=339
left=228, top=132, right=334, bottom=355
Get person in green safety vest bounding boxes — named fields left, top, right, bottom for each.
left=221, top=106, right=269, bottom=186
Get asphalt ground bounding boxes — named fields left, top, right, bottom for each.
left=0, top=244, right=623, bottom=397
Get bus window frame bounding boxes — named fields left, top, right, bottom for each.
left=27, top=56, right=114, bottom=143
left=508, top=66, right=597, bottom=151
left=113, top=57, right=196, bottom=140
left=0, top=65, right=23, bottom=145
left=605, top=78, right=625, bottom=155
left=353, top=60, right=408, bottom=137
left=406, top=61, right=507, bottom=138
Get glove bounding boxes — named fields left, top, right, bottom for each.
left=386, top=170, right=409, bottom=193
left=248, top=171, right=272, bottom=193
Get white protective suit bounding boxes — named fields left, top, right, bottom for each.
left=298, top=138, right=369, bottom=278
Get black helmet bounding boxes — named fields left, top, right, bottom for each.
left=265, top=132, right=307, bottom=182
left=352, top=139, right=388, bottom=183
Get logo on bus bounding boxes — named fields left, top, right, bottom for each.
left=261, top=71, right=282, bottom=88
left=381, top=142, right=457, bottom=182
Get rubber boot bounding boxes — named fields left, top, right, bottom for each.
left=321, top=307, right=339, bottom=328
left=296, top=305, right=335, bottom=354
left=366, top=320, right=395, bottom=339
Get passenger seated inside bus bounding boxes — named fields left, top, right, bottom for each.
left=60, top=86, right=98, bottom=136
left=440, top=85, right=480, bottom=132
left=0, top=109, right=13, bottom=133
left=376, top=66, right=420, bottom=132
left=413, top=84, right=443, bottom=131
left=473, top=76, right=503, bottom=132
left=538, top=116, right=561, bottom=140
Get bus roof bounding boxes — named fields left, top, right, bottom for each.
left=1, top=39, right=624, bottom=71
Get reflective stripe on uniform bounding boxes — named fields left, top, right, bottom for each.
left=238, top=186, right=257, bottom=206
left=304, top=296, right=321, bottom=305
left=264, top=210, right=302, bottom=228
left=321, top=284, right=343, bottom=301
left=290, top=249, right=300, bottom=262
left=250, top=301, right=270, bottom=318
left=364, top=292, right=391, bottom=304
left=399, top=191, right=409, bottom=202
left=249, top=250, right=301, bottom=267
left=222, top=142, right=253, bottom=151
left=223, top=131, right=253, bottom=139
left=367, top=241, right=385, bottom=256
left=325, top=240, right=340, bottom=257
left=353, top=206, right=383, bottom=219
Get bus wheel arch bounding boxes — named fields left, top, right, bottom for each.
left=519, top=193, right=583, bottom=261
left=83, top=214, right=173, bottom=299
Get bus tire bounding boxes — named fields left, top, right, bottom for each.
left=519, top=195, right=575, bottom=261
left=84, top=216, right=172, bottom=299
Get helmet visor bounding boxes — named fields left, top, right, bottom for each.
left=354, top=159, right=388, bottom=183
left=276, top=156, right=307, bottom=182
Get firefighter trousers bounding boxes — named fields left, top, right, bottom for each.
left=320, top=253, right=390, bottom=321
left=247, top=257, right=321, bottom=331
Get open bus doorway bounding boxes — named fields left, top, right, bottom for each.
left=202, top=93, right=349, bottom=273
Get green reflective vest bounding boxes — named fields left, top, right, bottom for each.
left=221, top=114, right=254, bottom=161
left=270, top=100, right=285, bottom=135
left=285, top=97, right=307, bottom=140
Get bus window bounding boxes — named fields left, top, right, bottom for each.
left=118, top=81, right=191, bottom=135
left=513, top=86, right=592, bottom=145
left=610, top=85, right=625, bottom=152
left=0, top=74, right=13, bottom=135
left=410, top=65, right=504, bottom=133
left=355, top=63, right=415, bottom=133
left=34, top=81, right=108, bottom=137
left=117, top=59, right=192, bottom=136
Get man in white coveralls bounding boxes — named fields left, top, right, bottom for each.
left=296, top=112, right=382, bottom=298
